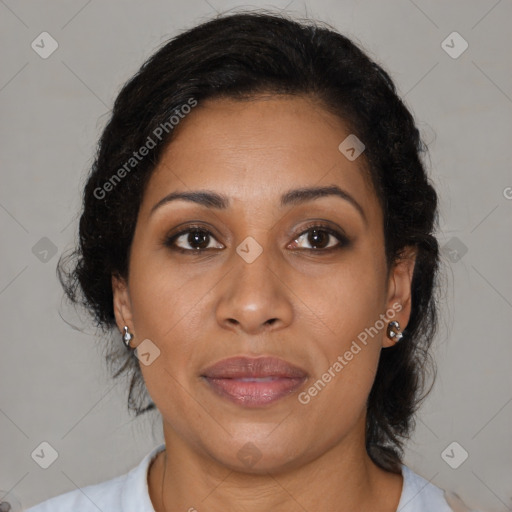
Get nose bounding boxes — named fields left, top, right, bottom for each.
left=215, top=244, right=294, bottom=335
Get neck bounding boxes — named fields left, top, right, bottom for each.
left=148, top=418, right=403, bottom=512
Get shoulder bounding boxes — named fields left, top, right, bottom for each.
left=25, top=443, right=166, bottom=512
left=397, top=464, right=476, bottom=511
left=24, top=474, right=125, bottom=512
left=397, top=464, right=454, bottom=511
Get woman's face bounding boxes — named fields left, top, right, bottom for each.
left=113, top=95, right=415, bottom=472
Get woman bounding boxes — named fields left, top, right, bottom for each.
left=26, top=10, right=474, bottom=512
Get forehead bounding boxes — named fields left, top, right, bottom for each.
left=140, top=95, right=380, bottom=223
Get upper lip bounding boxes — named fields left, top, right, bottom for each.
left=201, top=356, right=308, bottom=379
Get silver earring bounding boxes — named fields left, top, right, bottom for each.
left=387, top=321, right=404, bottom=342
left=123, top=326, right=134, bottom=348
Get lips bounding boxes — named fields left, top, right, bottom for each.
left=201, top=356, right=308, bottom=407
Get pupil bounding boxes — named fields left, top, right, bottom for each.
left=189, top=230, right=209, bottom=249
left=309, top=229, right=328, bottom=248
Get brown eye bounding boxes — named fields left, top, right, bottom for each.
left=165, top=227, right=224, bottom=252
left=185, top=229, right=211, bottom=250
left=291, top=225, right=349, bottom=251
left=306, top=229, right=331, bottom=249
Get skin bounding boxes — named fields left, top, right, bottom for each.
left=112, top=95, right=417, bottom=512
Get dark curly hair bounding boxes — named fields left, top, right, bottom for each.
left=58, top=10, right=440, bottom=474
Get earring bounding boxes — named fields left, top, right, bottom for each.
left=386, top=321, right=404, bottom=342
left=123, top=326, right=134, bottom=348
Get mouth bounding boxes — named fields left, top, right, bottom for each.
left=201, top=356, right=308, bottom=408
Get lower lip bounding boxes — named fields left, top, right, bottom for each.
left=202, top=376, right=306, bottom=407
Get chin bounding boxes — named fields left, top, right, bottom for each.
left=204, top=432, right=313, bottom=475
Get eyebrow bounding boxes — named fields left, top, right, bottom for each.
left=149, top=185, right=367, bottom=223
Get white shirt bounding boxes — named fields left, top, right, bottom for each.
left=25, top=443, right=456, bottom=511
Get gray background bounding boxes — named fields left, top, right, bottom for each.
left=1, top=1, right=511, bottom=511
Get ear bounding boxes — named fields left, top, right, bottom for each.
left=112, top=274, right=135, bottom=338
left=382, top=246, right=417, bottom=348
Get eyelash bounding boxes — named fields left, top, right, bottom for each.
left=164, top=222, right=349, bottom=255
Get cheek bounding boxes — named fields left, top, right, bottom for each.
left=297, top=292, right=384, bottom=443
left=129, top=255, right=207, bottom=423
left=292, top=250, right=387, bottom=339
left=127, top=246, right=210, bottom=339
left=294, top=252, right=387, bottom=410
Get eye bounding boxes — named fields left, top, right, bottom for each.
left=289, top=224, right=349, bottom=251
left=164, top=226, right=224, bottom=253
left=164, top=222, right=349, bottom=254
